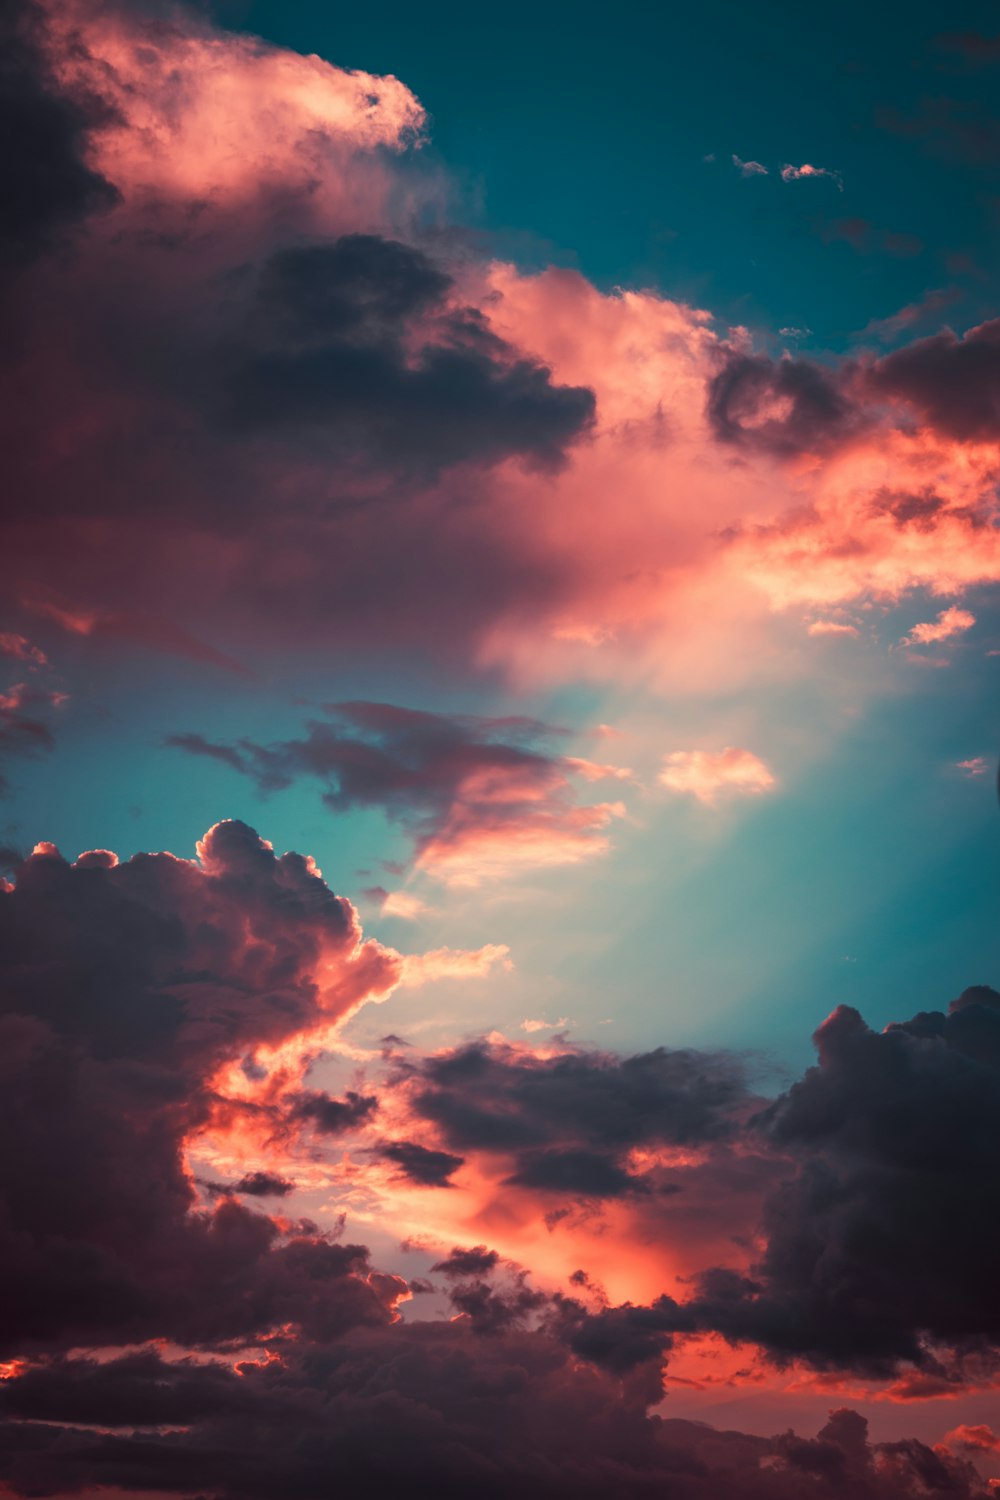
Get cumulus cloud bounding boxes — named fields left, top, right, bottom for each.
left=659, top=748, right=777, bottom=805
left=2, top=0, right=999, bottom=694
left=0, top=818, right=999, bottom=1495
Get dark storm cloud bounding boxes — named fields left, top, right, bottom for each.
left=403, top=1038, right=748, bottom=1200
left=0, top=823, right=998, bottom=1496
left=231, top=1171, right=295, bottom=1197
left=291, top=1088, right=379, bottom=1135
left=0, top=819, right=400, bottom=1356
left=375, top=1139, right=466, bottom=1186
left=225, top=235, right=595, bottom=473
left=0, top=1344, right=989, bottom=1500
left=0, top=0, right=117, bottom=269
left=707, top=352, right=858, bottom=456
left=684, top=988, right=1000, bottom=1372
left=431, top=1244, right=500, bottom=1277
left=503, top=1146, right=644, bottom=1198
left=867, top=318, right=1000, bottom=440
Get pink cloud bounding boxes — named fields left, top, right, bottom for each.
left=807, top=619, right=860, bottom=637
left=0, top=633, right=46, bottom=666
left=399, top=944, right=512, bottom=985
left=780, top=162, right=843, bottom=189
left=4, top=0, right=1000, bottom=716
left=658, top=747, right=777, bottom=806
left=956, top=757, right=990, bottom=777
left=901, top=605, right=976, bottom=646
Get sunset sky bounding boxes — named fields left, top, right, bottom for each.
left=2, top=0, right=1000, bottom=1494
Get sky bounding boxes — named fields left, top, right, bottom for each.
left=1, top=0, right=1000, bottom=1494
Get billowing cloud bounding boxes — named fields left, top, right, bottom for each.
left=2, top=0, right=999, bottom=700
left=683, top=989, right=1000, bottom=1374
left=0, top=818, right=999, bottom=1494
left=0, top=818, right=414, bottom=1356
left=659, top=747, right=777, bottom=805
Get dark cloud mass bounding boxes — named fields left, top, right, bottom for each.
left=226, top=235, right=595, bottom=472
left=0, top=0, right=117, bottom=268
left=0, top=823, right=997, bottom=1495
left=166, top=700, right=610, bottom=877
left=683, top=989, right=1000, bottom=1371
left=868, top=318, right=1000, bottom=440
left=707, top=352, right=858, bottom=455
left=375, top=1139, right=466, bottom=1186
left=0, top=819, right=400, bottom=1357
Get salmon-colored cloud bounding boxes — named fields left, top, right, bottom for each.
left=781, top=162, right=843, bottom=189
left=900, top=604, right=976, bottom=646
left=658, top=747, right=776, bottom=805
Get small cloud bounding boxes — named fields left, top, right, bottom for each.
left=732, top=154, right=768, bottom=177
left=781, top=162, right=843, bottom=190
left=956, top=757, right=990, bottom=778
left=779, top=326, right=812, bottom=340
left=808, top=620, right=859, bottom=638
left=659, top=747, right=776, bottom=806
left=382, top=890, right=434, bottom=921
left=399, top=944, right=512, bottom=986
left=0, top=634, right=47, bottom=667
left=900, top=605, right=975, bottom=647
left=520, top=1017, right=569, bottom=1033
left=859, top=286, right=960, bottom=343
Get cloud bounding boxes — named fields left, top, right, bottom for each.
left=659, top=748, right=776, bottom=805
left=867, top=317, right=1000, bottom=440
left=1, top=817, right=999, bottom=1494
left=230, top=1170, right=295, bottom=1197
left=0, top=818, right=411, bottom=1356
left=900, top=604, right=975, bottom=646
left=732, top=154, right=768, bottom=176
left=941, top=1425, right=1000, bottom=1454
left=683, top=989, right=1000, bottom=1372
left=807, top=620, right=859, bottom=637
left=375, top=1139, right=465, bottom=1187
left=431, top=1244, right=500, bottom=1277
left=957, top=756, right=990, bottom=777
left=398, top=1037, right=749, bottom=1206
left=0, top=634, right=46, bottom=666
left=0, top=678, right=67, bottom=796
left=780, top=162, right=843, bottom=189
left=167, top=703, right=629, bottom=886
left=224, top=234, right=595, bottom=475
left=706, top=351, right=858, bottom=456
left=0, top=0, right=118, bottom=271
left=859, top=287, right=961, bottom=344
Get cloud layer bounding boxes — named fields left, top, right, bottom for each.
left=0, top=821, right=997, bottom=1495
